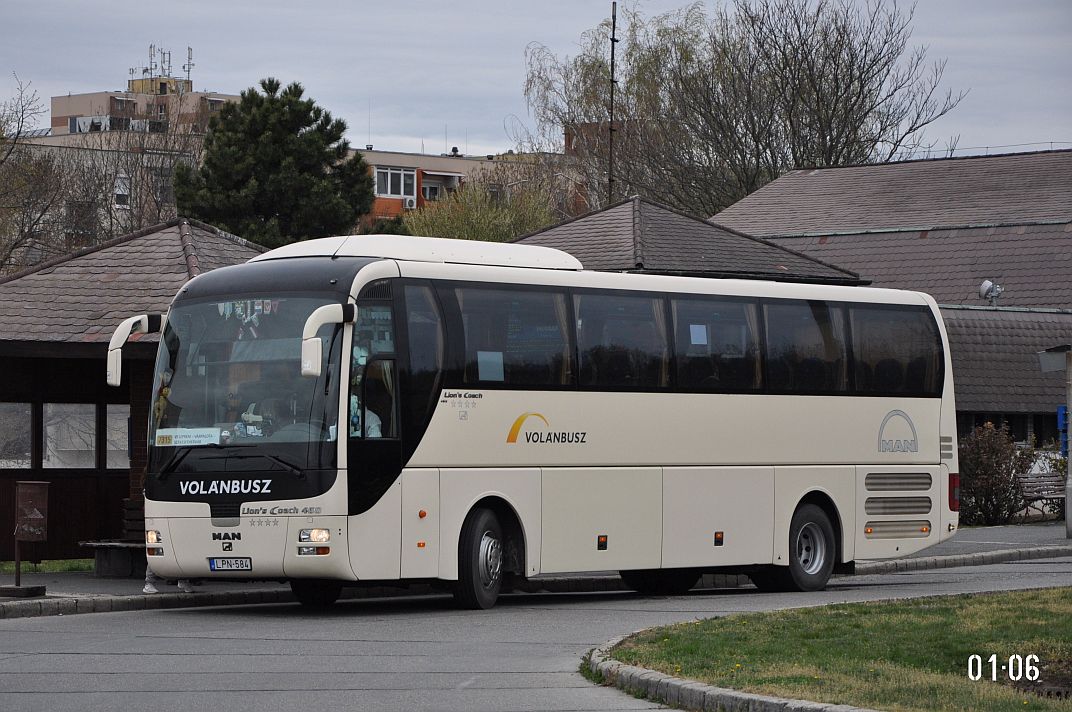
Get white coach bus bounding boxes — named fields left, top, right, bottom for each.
left=107, top=234, right=959, bottom=608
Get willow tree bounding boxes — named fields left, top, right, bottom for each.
left=524, top=0, right=965, bottom=216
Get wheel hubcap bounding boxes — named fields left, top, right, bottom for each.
left=478, top=531, right=502, bottom=589
left=795, top=522, right=827, bottom=576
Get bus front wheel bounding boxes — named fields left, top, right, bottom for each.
left=290, top=579, right=342, bottom=608
left=454, top=508, right=504, bottom=610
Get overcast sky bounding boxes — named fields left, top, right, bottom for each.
left=4, top=0, right=1070, bottom=158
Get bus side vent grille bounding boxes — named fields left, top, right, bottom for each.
left=864, top=472, right=932, bottom=491
left=210, top=502, right=241, bottom=518
left=865, top=497, right=932, bottom=515
left=864, top=520, right=931, bottom=539
left=359, top=280, right=392, bottom=300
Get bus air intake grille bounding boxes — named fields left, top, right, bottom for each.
left=864, top=472, right=932, bottom=491
left=864, top=520, right=932, bottom=539
left=210, top=502, right=241, bottom=518
left=358, top=280, right=393, bottom=300
left=865, top=497, right=932, bottom=515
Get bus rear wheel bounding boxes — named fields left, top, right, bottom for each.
left=787, top=504, right=836, bottom=591
left=750, top=504, right=836, bottom=592
left=290, top=579, right=342, bottom=608
left=454, top=508, right=503, bottom=610
left=620, top=568, right=700, bottom=595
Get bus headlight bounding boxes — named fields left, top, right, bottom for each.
left=299, top=528, right=330, bottom=543
left=146, top=530, right=163, bottom=544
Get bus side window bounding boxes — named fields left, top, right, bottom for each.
left=575, top=293, right=669, bottom=388
left=764, top=300, right=848, bottom=394
left=671, top=297, right=762, bottom=391
left=350, top=304, right=396, bottom=439
left=363, top=360, right=398, bottom=439
left=851, top=305, right=943, bottom=396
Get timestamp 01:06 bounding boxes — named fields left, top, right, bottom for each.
left=967, top=654, right=1040, bottom=682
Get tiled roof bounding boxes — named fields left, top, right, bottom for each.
left=516, top=196, right=864, bottom=284
left=713, top=150, right=1072, bottom=238
left=764, top=221, right=1072, bottom=308
left=941, top=306, right=1072, bottom=413
left=0, top=218, right=264, bottom=344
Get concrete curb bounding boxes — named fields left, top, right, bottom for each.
left=586, top=634, right=879, bottom=712
left=855, top=544, right=1072, bottom=576
left=4, top=544, right=1070, bottom=620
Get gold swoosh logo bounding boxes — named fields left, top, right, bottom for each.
left=506, top=412, right=549, bottom=443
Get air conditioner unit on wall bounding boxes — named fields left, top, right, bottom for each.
left=403, top=197, right=417, bottom=209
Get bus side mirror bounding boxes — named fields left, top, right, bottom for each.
left=301, top=303, right=355, bottom=378
left=106, top=314, right=163, bottom=386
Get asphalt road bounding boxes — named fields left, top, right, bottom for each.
left=2, top=556, right=1071, bottom=712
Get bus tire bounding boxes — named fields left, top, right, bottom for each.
left=290, top=579, right=342, bottom=608
left=620, top=568, right=700, bottom=595
left=454, top=508, right=503, bottom=610
left=785, top=504, right=836, bottom=592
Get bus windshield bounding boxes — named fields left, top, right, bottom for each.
left=148, top=295, right=341, bottom=464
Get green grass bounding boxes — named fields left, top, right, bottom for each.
left=612, top=588, right=1072, bottom=712
left=0, top=559, right=94, bottom=574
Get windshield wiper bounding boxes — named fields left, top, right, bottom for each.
left=157, top=443, right=227, bottom=481
left=227, top=453, right=305, bottom=479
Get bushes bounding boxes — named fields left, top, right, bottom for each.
left=957, top=423, right=1034, bottom=525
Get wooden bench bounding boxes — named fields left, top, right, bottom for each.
left=79, top=540, right=146, bottom=578
left=1016, top=471, right=1067, bottom=518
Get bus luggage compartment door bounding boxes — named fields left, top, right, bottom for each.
left=540, top=467, right=661, bottom=574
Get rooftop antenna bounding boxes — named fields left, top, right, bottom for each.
left=367, top=97, right=372, bottom=148
left=159, top=48, right=172, bottom=77
left=148, top=44, right=157, bottom=76
left=979, top=279, right=1005, bottom=306
left=607, top=1, right=619, bottom=205
left=183, top=47, right=195, bottom=82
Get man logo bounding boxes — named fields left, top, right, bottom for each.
left=222, top=541, right=233, bottom=552
left=878, top=410, right=919, bottom=453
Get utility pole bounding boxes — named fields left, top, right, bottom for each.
left=608, top=1, right=619, bottom=205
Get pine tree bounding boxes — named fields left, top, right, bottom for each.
left=175, top=78, right=373, bottom=248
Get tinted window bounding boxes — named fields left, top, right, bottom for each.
left=576, top=293, right=669, bottom=388
left=456, top=287, right=572, bottom=386
left=852, top=305, right=943, bottom=396
left=765, top=300, right=848, bottom=393
left=672, top=297, right=761, bottom=391
left=350, top=305, right=396, bottom=439
left=403, top=284, right=444, bottom=428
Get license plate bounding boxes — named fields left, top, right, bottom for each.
left=209, top=557, right=252, bottom=571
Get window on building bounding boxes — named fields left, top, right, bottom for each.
left=765, top=300, right=848, bottom=393
left=374, top=167, right=417, bottom=198
left=422, top=184, right=441, bottom=201
left=114, top=174, right=131, bottom=209
left=672, top=297, right=762, bottom=391
left=43, top=403, right=96, bottom=469
left=455, top=287, right=572, bottom=386
left=106, top=404, right=130, bottom=469
left=0, top=402, right=32, bottom=469
left=576, top=293, right=669, bottom=388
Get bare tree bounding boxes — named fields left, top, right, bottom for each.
left=0, top=87, right=206, bottom=271
left=524, top=0, right=965, bottom=217
left=0, top=76, right=55, bottom=271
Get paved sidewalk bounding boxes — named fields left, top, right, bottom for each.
left=1, top=520, right=1069, bottom=619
